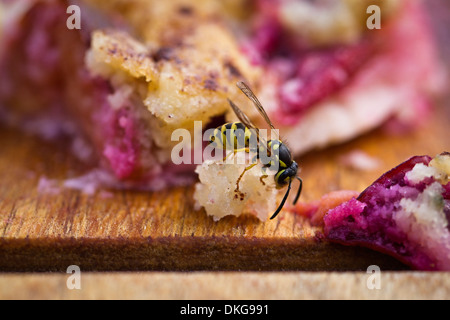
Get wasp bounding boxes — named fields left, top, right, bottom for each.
left=209, top=81, right=303, bottom=220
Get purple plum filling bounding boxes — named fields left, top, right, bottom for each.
left=324, top=154, right=450, bottom=270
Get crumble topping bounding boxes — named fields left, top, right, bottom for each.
left=430, top=152, right=450, bottom=184
left=406, top=153, right=450, bottom=185
left=396, top=181, right=449, bottom=269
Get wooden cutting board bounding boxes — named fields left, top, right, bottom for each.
left=0, top=99, right=448, bottom=273
left=2, top=271, right=450, bottom=300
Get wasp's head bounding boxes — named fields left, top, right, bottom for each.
left=275, top=161, right=298, bottom=187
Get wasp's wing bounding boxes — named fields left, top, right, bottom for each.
left=227, top=98, right=267, bottom=150
left=236, top=81, right=276, bottom=131
left=227, top=98, right=259, bottom=133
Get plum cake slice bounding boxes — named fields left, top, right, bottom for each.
left=324, top=153, right=450, bottom=271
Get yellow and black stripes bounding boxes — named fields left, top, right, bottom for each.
left=210, top=122, right=253, bottom=151
left=266, top=140, right=288, bottom=168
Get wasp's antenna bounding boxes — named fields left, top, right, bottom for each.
left=270, top=179, right=292, bottom=220
left=293, top=176, right=303, bottom=205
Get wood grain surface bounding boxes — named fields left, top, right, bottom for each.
left=1, top=271, right=450, bottom=300
left=0, top=99, right=448, bottom=272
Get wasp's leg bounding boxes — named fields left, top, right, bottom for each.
left=233, top=147, right=250, bottom=155
left=223, top=151, right=233, bottom=162
left=234, top=163, right=257, bottom=193
left=259, top=174, right=269, bottom=186
left=259, top=166, right=269, bottom=186
left=223, top=147, right=250, bottom=161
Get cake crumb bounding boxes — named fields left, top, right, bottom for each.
left=194, top=152, right=278, bottom=221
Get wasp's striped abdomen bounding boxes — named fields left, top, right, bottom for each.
left=209, top=122, right=254, bottom=151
